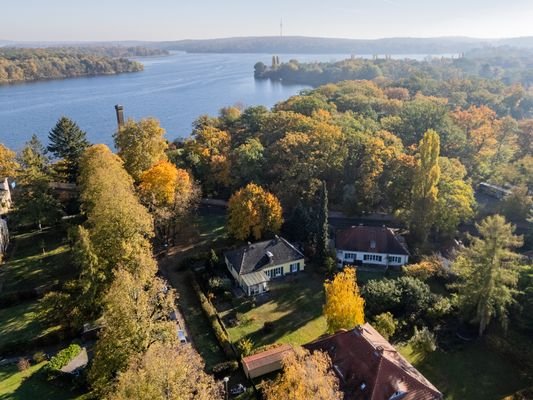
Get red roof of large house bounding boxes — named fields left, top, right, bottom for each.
left=304, top=324, right=442, bottom=400
left=336, top=226, right=409, bottom=256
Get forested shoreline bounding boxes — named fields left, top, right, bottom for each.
left=0, top=47, right=147, bottom=84
left=255, top=48, right=533, bottom=89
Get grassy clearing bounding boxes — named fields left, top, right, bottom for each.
left=226, top=270, right=328, bottom=349
left=1, top=228, right=72, bottom=294
left=0, top=362, right=85, bottom=400
left=399, top=342, right=532, bottom=400
left=0, top=301, right=62, bottom=352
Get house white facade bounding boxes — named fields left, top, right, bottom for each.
left=335, top=226, right=409, bottom=269
left=336, top=249, right=408, bottom=267
left=224, top=237, right=305, bottom=296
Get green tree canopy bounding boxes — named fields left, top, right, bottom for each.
left=47, top=116, right=89, bottom=182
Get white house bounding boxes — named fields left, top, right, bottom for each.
left=224, top=236, right=305, bottom=296
left=335, top=225, right=409, bottom=269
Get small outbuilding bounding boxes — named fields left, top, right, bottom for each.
left=242, top=344, right=293, bottom=379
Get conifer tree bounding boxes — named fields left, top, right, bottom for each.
left=47, top=116, right=90, bottom=182
left=454, top=215, right=523, bottom=336
left=316, top=181, right=330, bottom=263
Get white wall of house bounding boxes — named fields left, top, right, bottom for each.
left=336, top=249, right=408, bottom=267
left=225, top=257, right=305, bottom=296
left=262, top=259, right=305, bottom=278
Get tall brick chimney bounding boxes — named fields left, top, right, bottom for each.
left=115, top=104, right=124, bottom=129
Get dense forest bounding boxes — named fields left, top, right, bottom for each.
left=0, top=47, right=147, bottom=84
left=255, top=48, right=533, bottom=90
left=172, top=71, right=532, bottom=250
left=160, top=35, right=533, bottom=54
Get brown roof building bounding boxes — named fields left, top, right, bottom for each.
left=304, top=324, right=442, bottom=400
left=335, top=226, right=410, bottom=268
left=242, top=343, right=293, bottom=379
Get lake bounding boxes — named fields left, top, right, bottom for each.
left=0, top=52, right=443, bottom=149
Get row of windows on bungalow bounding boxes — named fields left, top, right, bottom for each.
left=224, top=225, right=409, bottom=296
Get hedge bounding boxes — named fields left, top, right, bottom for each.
left=45, top=343, right=82, bottom=378
left=191, top=277, right=236, bottom=359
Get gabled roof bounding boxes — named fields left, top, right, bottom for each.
left=336, top=226, right=409, bottom=256
left=242, top=343, right=293, bottom=376
left=224, top=236, right=304, bottom=275
left=304, top=324, right=442, bottom=400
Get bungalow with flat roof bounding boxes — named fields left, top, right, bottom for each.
left=224, top=236, right=304, bottom=296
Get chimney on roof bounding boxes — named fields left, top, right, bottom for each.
left=115, top=104, right=124, bottom=129
left=266, top=251, right=274, bottom=263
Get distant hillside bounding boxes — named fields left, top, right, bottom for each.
left=157, top=36, right=533, bottom=54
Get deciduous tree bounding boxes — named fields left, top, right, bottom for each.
left=138, top=161, right=198, bottom=243
left=410, top=129, right=441, bottom=243
left=109, top=342, right=220, bottom=400
left=0, top=143, right=18, bottom=178
left=89, top=268, right=176, bottom=396
left=263, top=347, right=341, bottom=400
left=114, top=118, right=168, bottom=181
left=323, top=267, right=365, bottom=333
left=227, top=183, right=283, bottom=240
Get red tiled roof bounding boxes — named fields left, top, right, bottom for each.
left=304, top=324, right=442, bottom=400
left=242, top=344, right=293, bottom=373
left=336, top=226, right=409, bottom=256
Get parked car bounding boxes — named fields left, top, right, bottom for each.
left=230, top=384, right=246, bottom=395
left=177, top=329, right=187, bottom=344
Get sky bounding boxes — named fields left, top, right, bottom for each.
left=2, top=0, right=533, bottom=42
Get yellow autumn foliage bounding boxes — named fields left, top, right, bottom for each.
left=323, top=267, right=365, bottom=333
left=263, top=347, right=341, bottom=400
left=139, top=160, right=192, bottom=207
left=227, top=183, right=283, bottom=240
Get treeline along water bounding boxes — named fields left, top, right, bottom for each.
left=0, top=51, right=434, bottom=149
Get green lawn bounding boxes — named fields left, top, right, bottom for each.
left=225, top=270, right=328, bottom=349
left=399, top=342, right=533, bottom=400
left=0, top=300, right=62, bottom=352
left=0, top=362, right=85, bottom=400
left=1, top=228, right=72, bottom=295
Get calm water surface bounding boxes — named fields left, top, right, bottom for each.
left=0, top=52, right=348, bottom=149
left=0, top=52, right=443, bottom=149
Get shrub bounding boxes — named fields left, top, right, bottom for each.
left=403, top=257, right=443, bottom=281
left=237, top=338, right=254, bottom=356
left=409, top=326, right=437, bottom=356
left=46, top=344, right=82, bottom=376
left=372, top=312, right=398, bottom=340
left=32, top=351, right=48, bottom=363
left=17, top=358, right=31, bottom=371
left=361, top=279, right=402, bottom=316
left=211, top=360, right=239, bottom=378
left=427, top=296, right=454, bottom=322
left=191, top=277, right=235, bottom=359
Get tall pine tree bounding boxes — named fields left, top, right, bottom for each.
left=48, top=117, right=90, bottom=182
